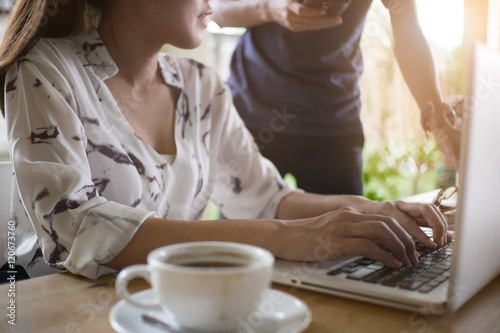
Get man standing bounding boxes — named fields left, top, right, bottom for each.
left=212, top=0, right=460, bottom=195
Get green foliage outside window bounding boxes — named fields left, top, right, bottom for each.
left=363, top=138, right=445, bottom=201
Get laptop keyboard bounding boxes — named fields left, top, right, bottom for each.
left=326, top=238, right=453, bottom=293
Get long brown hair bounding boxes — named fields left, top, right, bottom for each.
left=0, top=0, right=109, bottom=116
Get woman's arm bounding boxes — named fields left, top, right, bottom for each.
left=276, top=191, right=450, bottom=248
left=106, top=216, right=283, bottom=269
left=107, top=190, right=451, bottom=271
left=106, top=211, right=410, bottom=270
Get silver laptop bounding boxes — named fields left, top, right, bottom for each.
left=272, top=42, right=500, bottom=314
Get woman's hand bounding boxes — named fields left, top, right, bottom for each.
left=351, top=197, right=452, bottom=248
left=267, top=0, right=343, bottom=32
left=276, top=191, right=452, bottom=267
left=276, top=197, right=452, bottom=268
left=278, top=207, right=420, bottom=268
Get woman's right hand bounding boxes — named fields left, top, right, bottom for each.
left=277, top=207, right=420, bottom=268
left=267, top=0, right=344, bottom=32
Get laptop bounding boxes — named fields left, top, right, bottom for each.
left=272, top=42, right=500, bottom=314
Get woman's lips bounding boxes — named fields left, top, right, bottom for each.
left=200, top=9, right=213, bottom=19
left=199, top=9, right=213, bottom=27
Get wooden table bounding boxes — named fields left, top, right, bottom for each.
left=1, top=271, right=499, bottom=333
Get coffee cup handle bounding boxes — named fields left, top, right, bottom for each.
left=115, top=265, right=160, bottom=309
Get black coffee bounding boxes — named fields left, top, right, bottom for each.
left=178, top=261, right=246, bottom=268
left=166, top=252, right=253, bottom=268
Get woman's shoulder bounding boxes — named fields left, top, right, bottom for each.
left=4, top=35, right=83, bottom=91
left=13, top=29, right=114, bottom=88
left=23, top=35, right=80, bottom=68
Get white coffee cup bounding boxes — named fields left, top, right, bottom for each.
left=115, top=241, right=274, bottom=332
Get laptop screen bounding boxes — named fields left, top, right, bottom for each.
left=450, top=42, right=500, bottom=311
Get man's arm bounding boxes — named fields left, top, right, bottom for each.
left=389, top=0, right=461, bottom=169
left=210, top=0, right=272, bottom=28
left=390, top=0, right=441, bottom=111
left=211, top=0, right=342, bottom=31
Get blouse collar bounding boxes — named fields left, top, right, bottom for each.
left=75, top=28, right=184, bottom=90
left=75, top=28, right=118, bottom=81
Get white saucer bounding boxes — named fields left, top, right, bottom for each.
left=109, top=288, right=311, bottom=333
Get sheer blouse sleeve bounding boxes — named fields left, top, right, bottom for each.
left=206, top=72, right=298, bottom=219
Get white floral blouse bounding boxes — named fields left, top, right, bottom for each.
left=4, top=28, right=294, bottom=279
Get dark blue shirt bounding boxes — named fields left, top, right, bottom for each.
left=228, top=0, right=389, bottom=137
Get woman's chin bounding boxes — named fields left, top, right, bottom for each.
left=169, top=35, right=204, bottom=50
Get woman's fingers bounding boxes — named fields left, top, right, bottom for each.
left=339, top=238, right=403, bottom=268
left=296, top=201, right=453, bottom=266
left=364, top=200, right=446, bottom=248
left=343, top=220, right=417, bottom=266
left=393, top=201, right=450, bottom=247
left=327, top=208, right=418, bottom=263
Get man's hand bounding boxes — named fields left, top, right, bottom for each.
left=429, top=105, right=462, bottom=171
left=421, top=101, right=461, bottom=171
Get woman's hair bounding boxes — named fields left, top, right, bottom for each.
left=0, top=0, right=110, bottom=115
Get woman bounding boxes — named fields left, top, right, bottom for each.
left=0, top=0, right=450, bottom=280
